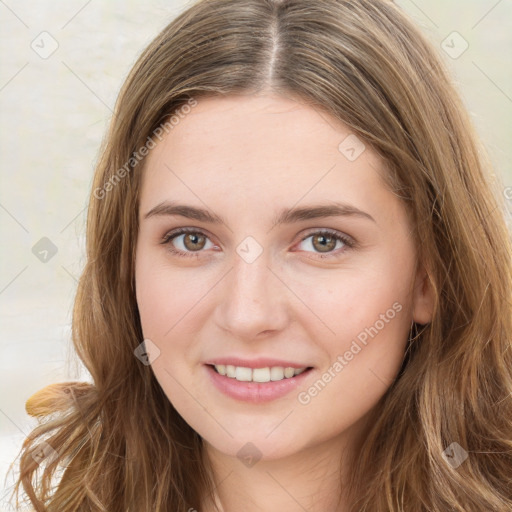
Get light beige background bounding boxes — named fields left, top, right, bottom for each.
left=1, top=0, right=511, bottom=508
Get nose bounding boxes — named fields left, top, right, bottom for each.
left=214, top=253, right=289, bottom=340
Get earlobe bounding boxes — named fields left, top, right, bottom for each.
left=412, top=266, right=435, bottom=325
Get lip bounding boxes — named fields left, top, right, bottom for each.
left=204, top=357, right=310, bottom=369
left=205, top=364, right=314, bottom=403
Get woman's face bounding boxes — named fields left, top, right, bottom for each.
left=135, top=93, right=433, bottom=462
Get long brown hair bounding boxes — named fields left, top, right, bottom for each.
left=9, top=0, right=512, bottom=510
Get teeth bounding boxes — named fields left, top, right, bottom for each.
left=284, top=367, right=295, bottom=378
left=235, top=366, right=252, bottom=381
left=213, top=365, right=308, bottom=382
left=253, top=367, right=270, bottom=382
left=270, top=367, right=284, bottom=381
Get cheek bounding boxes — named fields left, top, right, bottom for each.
left=135, top=250, right=209, bottom=340
left=289, top=258, right=413, bottom=390
left=291, top=259, right=412, bottom=338
left=289, top=278, right=411, bottom=441
left=135, top=255, right=209, bottom=408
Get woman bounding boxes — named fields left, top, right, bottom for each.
left=11, top=0, right=512, bottom=510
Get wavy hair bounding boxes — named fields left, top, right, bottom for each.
left=10, top=0, right=512, bottom=510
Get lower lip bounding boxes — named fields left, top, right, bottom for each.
left=205, top=365, right=313, bottom=403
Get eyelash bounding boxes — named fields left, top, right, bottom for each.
left=160, top=227, right=355, bottom=260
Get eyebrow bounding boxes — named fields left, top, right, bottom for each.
left=143, top=200, right=376, bottom=228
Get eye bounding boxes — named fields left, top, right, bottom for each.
left=295, top=229, right=354, bottom=258
left=161, top=227, right=355, bottom=259
left=161, top=228, right=215, bottom=259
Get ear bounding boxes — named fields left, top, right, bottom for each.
left=412, top=265, right=435, bottom=325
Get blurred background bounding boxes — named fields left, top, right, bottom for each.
left=0, top=0, right=511, bottom=509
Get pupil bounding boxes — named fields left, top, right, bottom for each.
left=186, top=233, right=203, bottom=250
left=315, top=235, right=335, bottom=253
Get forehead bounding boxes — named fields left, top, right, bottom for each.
left=151, top=93, right=378, bottom=169
left=140, top=93, right=397, bottom=225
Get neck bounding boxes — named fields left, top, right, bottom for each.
left=200, top=428, right=365, bottom=512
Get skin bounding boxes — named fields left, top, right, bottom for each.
left=135, top=92, right=434, bottom=512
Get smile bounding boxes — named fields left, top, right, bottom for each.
left=206, top=364, right=314, bottom=403
left=213, top=364, right=308, bottom=382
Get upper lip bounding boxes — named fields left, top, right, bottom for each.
left=204, top=357, right=312, bottom=369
